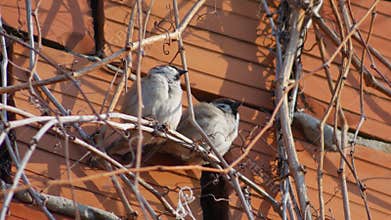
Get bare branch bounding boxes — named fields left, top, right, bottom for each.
left=1, top=180, right=121, bottom=220
left=275, top=4, right=312, bottom=219
left=0, top=0, right=206, bottom=95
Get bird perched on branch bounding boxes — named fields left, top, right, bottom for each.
left=105, top=65, right=186, bottom=158
left=156, top=98, right=241, bottom=164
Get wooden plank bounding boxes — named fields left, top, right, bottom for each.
left=12, top=139, right=280, bottom=218
left=300, top=73, right=391, bottom=125
left=305, top=186, right=391, bottom=220
left=11, top=75, right=388, bottom=186
left=12, top=144, right=187, bottom=218
left=228, top=145, right=391, bottom=219
left=301, top=54, right=391, bottom=101
left=294, top=138, right=391, bottom=170
left=12, top=43, right=272, bottom=125
left=103, top=19, right=274, bottom=108
left=144, top=57, right=273, bottom=109
left=109, top=0, right=262, bottom=21
left=11, top=103, right=390, bottom=219
left=297, top=95, right=391, bottom=142
left=237, top=143, right=391, bottom=206
left=350, top=0, right=391, bottom=15
left=296, top=143, right=391, bottom=198
left=106, top=0, right=390, bottom=48
left=321, top=0, right=391, bottom=43
left=105, top=0, right=260, bottom=44
left=103, top=6, right=391, bottom=114
left=0, top=0, right=95, bottom=53
left=304, top=169, right=391, bottom=216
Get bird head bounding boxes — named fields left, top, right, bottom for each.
left=211, top=98, right=241, bottom=119
left=149, top=65, right=187, bottom=83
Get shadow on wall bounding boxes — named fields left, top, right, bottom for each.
left=0, top=1, right=94, bottom=53
left=181, top=0, right=276, bottom=110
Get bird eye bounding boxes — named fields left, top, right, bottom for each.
left=216, top=103, right=231, bottom=112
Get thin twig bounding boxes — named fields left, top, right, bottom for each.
left=143, top=0, right=156, bottom=40
left=3, top=135, right=54, bottom=219
left=352, top=2, right=376, bottom=146
left=58, top=121, right=81, bottom=220
left=134, top=0, right=144, bottom=206
left=106, top=164, right=138, bottom=218
left=314, top=16, right=391, bottom=97
left=0, top=14, right=54, bottom=219
left=99, top=4, right=140, bottom=217
left=345, top=0, right=390, bottom=86
left=317, top=0, right=345, bottom=218
left=0, top=0, right=206, bottom=94
left=309, top=0, right=381, bottom=74
left=26, top=0, right=90, bottom=141
left=0, top=119, right=56, bottom=219
left=108, top=2, right=137, bottom=112
left=93, top=127, right=137, bottom=218
left=337, top=2, right=354, bottom=219
left=313, top=23, right=335, bottom=92
left=172, top=0, right=253, bottom=218
left=0, top=105, right=172, bottom=217
left=260, top=0, right=283, bottom=74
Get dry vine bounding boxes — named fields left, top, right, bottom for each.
left=0, top=0, right=390, bottom=219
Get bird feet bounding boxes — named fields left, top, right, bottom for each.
left=151, top=123, right=169, bottom=136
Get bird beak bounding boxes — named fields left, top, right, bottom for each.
left=231, top=101, right=242, bottom=111
left=178, top=69, right=188, bottom=76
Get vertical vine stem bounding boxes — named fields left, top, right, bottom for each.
left=0, top=2, right=53, bottom=219
left=0, top=26, right=53, bottom=219
left=25, top=0, right=90, bottom=141
left=261, top=1, right=295, bottom=218
left=0, top=19, right=8, bottom=124
left=337, top=2, right=354, bottom=219
left=133, top=1, right=148, bottom=219
left=172, top=0, right=254, bottom=219
left=59, top=122, right=81, bottom=220
left=108, top=1, right=137, bottom=113
left=351, top=1, right=376, bottom=149
left=275, top=3, right=312, bottom=219
left=1, top=120, right=56, bottom=219
left=318, top=0, right=345, bottom=218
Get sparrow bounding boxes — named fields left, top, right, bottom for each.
left=159, top=98, right=241, bottom=164
left=105, top=65, right=186, bottom=157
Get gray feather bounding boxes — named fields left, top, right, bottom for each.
left=107, top=65, right=184, bottom=156
left=161, top=99, right=240, bottom=164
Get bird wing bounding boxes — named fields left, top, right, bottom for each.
left=161, top=103, right=237, bottom=162
left=121, top=74, right=169, bottom=118
left=178, top=103, right=232, bottom=149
